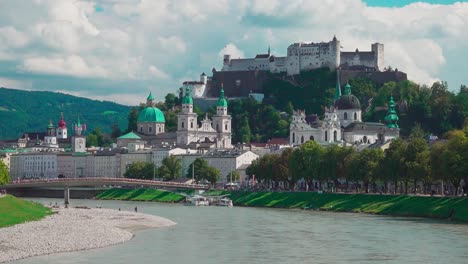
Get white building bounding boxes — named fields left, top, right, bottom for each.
left=290, top=75, right=399, bottom=147
left=177, top=86, right=232, bottom=149
left=222, top=36, right=384, bottom=75
left=10, top=153, right=57, bottom=180
left=178, top=151, right=259, bottom=184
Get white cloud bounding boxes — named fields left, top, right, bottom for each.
left=219, top=43, right=245, bottom=59
left=0, top=0, right=466, bottom=104
left=148, top=65, right=169, bottom=79
left=21, top=55, right=109, bottom=78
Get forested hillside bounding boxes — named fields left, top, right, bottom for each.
left=0, top=88, right=130, bottom=139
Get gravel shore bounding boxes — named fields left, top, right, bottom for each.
left=0, top=207, right=176, bottom=263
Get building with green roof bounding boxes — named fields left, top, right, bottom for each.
left=137, top=92, right=166, bottom=136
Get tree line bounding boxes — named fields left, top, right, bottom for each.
left=124, top=156, right=222, bottom=185
left=246, top=122, right=468, bottom=195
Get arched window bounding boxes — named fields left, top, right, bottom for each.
left=225, top=123, right=228, bottom=130
left=363, top=136, right=368, bottom=143
left=216, top=124, right=219, bottom=131
left=292, top=133, right=295, bottom=143
left=191, top=121, right=193, bottom=129
left=333, top=130, right=337, bottom=141
left=140, top=126, right=143, bottom=133
left=301, top=136, right=304, bottom=143
left=149, top=126, right=152, bottom=133
left=159, top=127, right=161, bottom=132
left=310, top=136, right=314, bottom=141
left=354, top=112, right=357, bottom=120
left=344, top=112, right=348, bottom=120
left=181, top=122, right=184, bottom=128
left=325, top=131, right=328, bottom=141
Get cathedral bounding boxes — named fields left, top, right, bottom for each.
left=126, top=85, right=232, bottom=149
left=289, top=71, right=399, bottom=147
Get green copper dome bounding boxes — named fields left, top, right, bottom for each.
left=217, top=88, right=228, bottom=107
left=137, top=107, right=165, bottom=123
left=344, top=83, right=352, bottom=95
left=182, top=86, right=193, bottom=105
left=384, top=96, right=399, bottom=128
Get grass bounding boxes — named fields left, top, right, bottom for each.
left=0, top=195, right=52, bottom=228
left=204, top=191, right=468, bottom=222
left=95, top=188, right=186, bottom=203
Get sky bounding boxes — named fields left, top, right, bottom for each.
left=0, top=0, right=467, bottom=106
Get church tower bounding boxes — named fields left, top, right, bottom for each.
left=44, top=119, right=58, bottom=146
left=212, top=84, right=232, bottom=148
left=176, top=86, right=198, bottom=146
left=384, top=96, right=399, bottom=128
left=72, top=116, right=86, bottom=153
left=56, top=112, right=67, bottom=139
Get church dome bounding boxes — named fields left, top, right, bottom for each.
left=334, top=83, right=361, bottom=110
left=137, top=107, right=165, bottom=123
left=58, top=117, right=66, bottom=128
left=334, top=94, right=361, bottom=110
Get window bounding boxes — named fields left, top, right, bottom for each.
left=344, top=112, right=347, bottom=120
left=354, top=112, right=357, bottom=120
left=140, top=127, right=143, bottom=133
left=310, top=136, right=314, bottom=141
left=301, top=136, right=304, bottom=143
left=225, top=123, right=228, bottom=130
left=216, top=124, right=219, bottom=131
left=182, top=122, right=184, bottom=128
left=334, top=131, right=337, bottom=141
left=325, top=131, right=328, bottom=141
left=149, top=126, right=152, bottom=133
left=190, top=121, right=193, bottom=129
left=159, top=127, right=161, bottom=132
left=292, top=133, right=295, bottom=143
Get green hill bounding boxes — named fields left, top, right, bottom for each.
left=0, top=88, right=131, bottom=140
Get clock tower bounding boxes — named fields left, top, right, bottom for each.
left=72, top=116, right=86, bottom=153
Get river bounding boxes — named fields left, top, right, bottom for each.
left=11, top=198, right=468, bottom=264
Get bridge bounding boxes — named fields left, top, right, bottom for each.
left=6, top=178, right=210, bottom=204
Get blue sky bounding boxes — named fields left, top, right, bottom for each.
left=0, top=0, right=467, bottom=105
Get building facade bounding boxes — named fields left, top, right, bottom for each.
left=222, top=36, right=384, bottom=75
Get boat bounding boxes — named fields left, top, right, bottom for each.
left=185, top=195, right=210, bottom=206
left=213, top=197, right=233, bottom=207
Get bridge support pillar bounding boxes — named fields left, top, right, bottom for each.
left=64, top=187, right=70, bottom=206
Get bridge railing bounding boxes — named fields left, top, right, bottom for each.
left=9, top=177, right=209, bottom=189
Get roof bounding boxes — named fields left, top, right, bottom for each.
left=267, top=138, right=289, bottom=145
left=340, top=51, right=375, bottom=61
left=334, top=94, right=361, bottom=110
left=255, top=54, right=270, bottom=59
left=182, top=86, right=193, bottom=105
left=217, top=88, right=228, bottom=107
left=343, top=122, right=399, bottom=133
left=137, top=107, right=165, bottom=123
left=118, top=132, right=142, bottom=139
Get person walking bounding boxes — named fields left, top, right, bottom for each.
left=134, top=206, right=138, bottom=213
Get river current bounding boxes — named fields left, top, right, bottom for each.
left=12, top=198, right=468, bottom=264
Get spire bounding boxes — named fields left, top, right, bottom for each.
left=217, top=83, right=228, bottom=107
left=268, top=45, right=271, bottom=55
left=384, top=95, right=399, bottom=128
left=344, top=82, right=352, bottom=95
left=147, top=91, right=154, bottom=101
left=334, top=69, right=342, bottom=100
left=147, top=91, right=155, bottom=106
left=182, top=85, right=193, bottom=105
left=48, top=119, right=54, bottom=128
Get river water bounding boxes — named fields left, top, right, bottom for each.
left=11, top=198, right=468, bottom=264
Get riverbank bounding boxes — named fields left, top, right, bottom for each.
left=205, top=191, right=468, bottom=222
left=0, top=195, right=51, bottom=228
left=96, top=188, right=186, bottom=203
left=0, top=205, right=176, bottom=263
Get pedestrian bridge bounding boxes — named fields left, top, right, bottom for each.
left=6, top=177, right=209, bottom=190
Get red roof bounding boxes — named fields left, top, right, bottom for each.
left=266, top=138, right=289, bottom=146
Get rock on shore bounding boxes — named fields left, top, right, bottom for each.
left=0, top=207, right=176, bottom=263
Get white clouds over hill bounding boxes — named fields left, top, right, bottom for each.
left=0, top=0, right=466, bottom=105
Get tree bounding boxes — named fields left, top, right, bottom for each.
left=203, top=166, right=221, bottom=185
left=444, top=129, right=468, bottom=195
left=186, top=158, right=209, bottom=182
left=405, top=137, right=430, bottom=194
left=0, top=160, right=9, bottom=185
left=86, top=134, right=98, bottom=147
left=381, top=139, right=408, bottom=194
left=164, top=93, right=178, bottom=109
left=346, top=148, right=384, bottom=193
left=111, top=123, right=121, bottom=139
left=124, top=161, right=155, bottom=180
left=158, top=156, right=182, bottom=181
left=237, top=115, right=252, bottom=144
left=126, top=107, right=138, bottom=133
left=226, top=170, right=241, bottom=183
left=285, top=101, right=294, bottom=116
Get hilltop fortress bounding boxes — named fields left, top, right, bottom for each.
left=222, top=36, right=384, bottom=75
